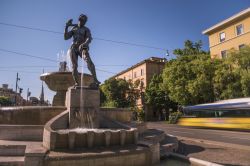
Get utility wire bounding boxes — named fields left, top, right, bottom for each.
left=0, top=64, right=131, bottom=68
left=94, top=37, right=167, bottom=51
left=0, top=69, right=40, bottom=74
left=0, top=48, right=58, bottom=62
left=0, top=22, right=168, bottom=51
left=0, top=22, right=62, bottom=34
left=0, top=48, right=116, bottom=74
left=0, top=65, right=57, bottom=68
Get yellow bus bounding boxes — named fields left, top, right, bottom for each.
left=178, top=98, right=250, bottom=130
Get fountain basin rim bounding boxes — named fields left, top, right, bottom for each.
left=57, top=127, right=138, bottom=134
left=40, top=72, right=92, bottom=78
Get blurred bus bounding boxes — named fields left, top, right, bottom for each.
left=178, top=98, right=250, bottom=130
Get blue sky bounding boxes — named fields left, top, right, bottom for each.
left=0, top=0, right=249, bottom=102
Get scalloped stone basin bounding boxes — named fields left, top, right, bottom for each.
left=40, top=72, right=94, bottom=106
left=43, top=110, right=138, bottom=150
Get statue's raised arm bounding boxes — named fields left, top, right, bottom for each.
left=64, top=19, right=74, bottom=40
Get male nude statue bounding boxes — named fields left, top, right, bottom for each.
left=64, top=14, right=100, bottom=87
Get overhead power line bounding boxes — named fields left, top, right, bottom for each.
left=0, top=69, right=40, bottom=74
left=0, top=65, right=57, bottom=69
left=0, top=22, right=168, bottom=51
left=0, top=22, right=62, bottom=34
left=0, top=48, right=58, bottom=62
left=0, top=48, right=117, bottom=74
left=0, top=64, right=131, bottom=69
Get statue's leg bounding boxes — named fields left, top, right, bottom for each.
left=82, top=49, right=100, bottom=85
left=69, top=47, right=79, bottom=86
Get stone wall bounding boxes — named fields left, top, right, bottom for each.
left=45, top=145, right=152, bottom=166
left=0, top=106, right=132, bottom=125
left=100, top=108, right=132, bottom=122
left=0, top=106, right=66, bottom=125
left=0, top=125, right=44, bottom=141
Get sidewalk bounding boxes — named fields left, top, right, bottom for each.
left=177, top=138, right=250, bottom=166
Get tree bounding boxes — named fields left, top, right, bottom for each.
left=213, top=60, right=242, bottom=100
left=100, top=78, right=129, bottom=107
left=164, top=44, right=250, bottom=106
left=162, top=54, right=216, bottom=105
left=0, top=96, right=12, bottom=106
left=213, top=46, right=250, bottom=99
left=126, top=79, right=143, bottom=108
left=229, top=46, right=250, bottom=97
left=100, top=78, right=142, bottom=108
left=173, top=40, right=207, bottom=57
left=145, top=74, right=177, bottom=120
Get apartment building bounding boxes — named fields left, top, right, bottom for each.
left=203, top=7, right=250, bottom=58
left=112, top=57, right=166, bottom=119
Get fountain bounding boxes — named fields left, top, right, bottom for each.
left=41, top=14, right=160, bottom=166
left=0, top=14, right=180, bottom=166
left=40, top=72, right=94, bottom=106
left=43, top=84, right=139, bottom=149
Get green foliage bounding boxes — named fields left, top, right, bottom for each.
left=213, top=60, right=242, bottom=100
left=241, top=70, right=250, bottom=96
left=173, top=40, right=207, bottom=56
left=162, top=54, right=215, bottom=105
left=100, top=78, right=142, bottom=108
left=0, top=96, right=12, bottom=106
left=145, top=74, right=177, bottom=114
left=126, top=79, right=141, bottom=107
left=131, top=107, right=145, bottom=122
left=213, top=46, right=250, bottom=100
left=100, top=78, right=129, bottom=108
left=163, top=45, right=250, bottom=105
left=169, top=111, right=183, bottom=124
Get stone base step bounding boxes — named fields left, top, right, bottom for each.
left=0, top=156, right=25, bottom=166
left=159, top=134, right=179, bottom=159
left=0, top=125, right=44, bottom=141
left=0, top=145, right=26, bottom=156
left=140, top=129, right=165, bottom=142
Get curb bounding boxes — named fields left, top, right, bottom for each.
left=169, top=152, right=223, bottom=166
left=176, top=136, right=250, bottom=151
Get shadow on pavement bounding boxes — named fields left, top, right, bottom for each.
left=177, top=141, right=205, bottom=155
left=216, top=163, right=241, bottom=166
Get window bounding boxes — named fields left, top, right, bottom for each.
left=141, top=69, right=144, bottom=76
left=124, top=76, right=126, bottom=80
left=239, top=44, right=245, bottom=50
left=219, top=32, right=226, bottom=42
left=221, top=50, right=227, bottom=58
left=236, top=24, right=243, bottom=36
left=134, top=72, right=137, bottom=78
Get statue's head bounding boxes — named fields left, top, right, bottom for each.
left=78, top=14, right=87, bottom=27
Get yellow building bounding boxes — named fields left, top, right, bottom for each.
left=203, top=7, right=250, bottom=59
left=112, top=57, right=166, bottom=119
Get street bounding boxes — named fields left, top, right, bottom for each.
left=148, top=122, right=250, bottom=166
left=147, top=122, right=250, bottom=147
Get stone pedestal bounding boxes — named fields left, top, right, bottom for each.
left=40, top=72, right=94, bottom=106
left=52, top=91, right=66, bottom=106
left=66, top=86, right=100, bottom=129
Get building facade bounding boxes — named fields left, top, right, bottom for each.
left=0, top=84, right=25, bottom=106
left=112, top=57, right=167, bottom=120
left=203, top=8, right=250, bottom=59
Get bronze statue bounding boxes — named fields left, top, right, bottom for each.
left=64, top=14, right=100, bottom=87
